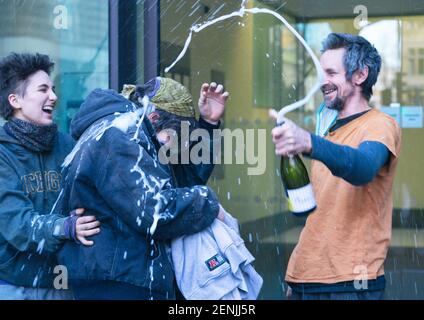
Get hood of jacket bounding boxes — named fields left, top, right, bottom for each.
left=70, top=88, right=138, bottom=140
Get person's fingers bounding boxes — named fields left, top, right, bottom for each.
left=275, top=140, right=287, bottom=149
left=199, top=88, right=207, bottom=103
left=269, top=112, right=290, bottom=127
left=275, top=148, right=287, bottom=156
left=287, top=137, right=296, bottom=146
left=276, top=146, right=293, bottom=156
left=209, top=82, right=217, bottom=92
left=215, top=84, right=224, bottom=94
left=274, top=130, right=296, bottom=147
left=222, top=91, right=230, bottom=101
left=79, top=221, right=100, bottom=230
left=201, top=83, right=209, bottom=92
left=272, top=133, right=281, bottom=144
left=199, top=93, right=206, bottom=102
left=271, top=126, right=284, bottom=139
left=78, top=236, right=94, bottom=246
left=77, top=228, right=100, bottom=237
left=76, top=216, right=97, bottom=225
left=285, top=130, right=295, bottom=140
left=269, top=109, right=278, bottom=120
left=81, top=228, right=101, bottom=237
left=273, top=132, right=298, bottom=149
left=76, top=225, right=85, bottom=234
left=75, top=208, right=85, bottom=215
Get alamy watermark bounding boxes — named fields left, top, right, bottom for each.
left=53, top=265, right=68, bottom=290
left=157, top=122, right=267, bottom=176
left=354, top=5, right=369, bottom=30
left=353, top=265, right=369, bottom=290
left=53, top=5, right=69, bottom=30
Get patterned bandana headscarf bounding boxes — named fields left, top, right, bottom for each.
left=121, top=77, right=196, bottom=118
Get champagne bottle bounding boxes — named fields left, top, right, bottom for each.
left=280, top=154, right=316, bottom=216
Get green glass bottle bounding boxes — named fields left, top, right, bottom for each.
left=280, top=154, right=316, bottom=216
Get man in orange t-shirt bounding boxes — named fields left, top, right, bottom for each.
left=270, top=33, right=401, bottom=300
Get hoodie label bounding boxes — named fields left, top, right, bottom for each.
left=205, top=254, right=227, bottom=271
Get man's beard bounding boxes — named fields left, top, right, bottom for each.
left=322, top=83, right=353, bottom=112
left=325, top=95, right=345, bottom=111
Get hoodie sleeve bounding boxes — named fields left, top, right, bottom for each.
left=0, top=155, right=64, bottom=254
left=170, top=117, right=221, bottom=187
left=93, top=128, right=220, bottom=241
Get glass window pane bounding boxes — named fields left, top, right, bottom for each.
left=160, top=0, right=424, bottom=300
left=0, top=0, right=109, bottom=132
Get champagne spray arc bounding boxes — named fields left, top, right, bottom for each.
left=164, top=0, right=324, bottom=121
left=164, top=0, right=322, bottom=216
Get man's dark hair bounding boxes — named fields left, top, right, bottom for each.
left=128, top=86, right=198, bottom=137
left=153, top=109, right=198, bottom=138
left=321, top=33, right=381, bottom=101
left=0, top=53, right=55, bottom=120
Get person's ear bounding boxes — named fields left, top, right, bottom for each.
left=353, top=66, right=369, bottom=86
left=8, top=93, right=22, bottom=111
left=148, top=111, right=160, bottom=124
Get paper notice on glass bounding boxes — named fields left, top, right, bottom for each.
left=401, top=106, right=423, bottom=128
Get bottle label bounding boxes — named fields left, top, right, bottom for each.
left=286, top=184, right=316, bottom=213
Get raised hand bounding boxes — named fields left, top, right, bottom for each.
left=198, top=82, right=229, bottom=124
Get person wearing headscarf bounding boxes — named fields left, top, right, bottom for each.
left=56, top=77, right=229, bottom=300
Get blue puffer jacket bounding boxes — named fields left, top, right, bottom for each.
left=0, top=127, right=75, bottom=288
left=56, top=89, right=220, bottom=298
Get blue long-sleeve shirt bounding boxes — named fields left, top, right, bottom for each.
left=309, top=135, right=389, bottom=186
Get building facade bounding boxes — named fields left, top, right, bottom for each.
left=1, top=0, right=423, bottom=299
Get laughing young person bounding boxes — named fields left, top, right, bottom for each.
left=0, top=53, right=99, bottom=300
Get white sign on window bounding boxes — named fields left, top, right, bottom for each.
left=402, top=106, right=423, bottom=128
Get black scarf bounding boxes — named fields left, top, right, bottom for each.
left=4, top=118, right=58, bottom=153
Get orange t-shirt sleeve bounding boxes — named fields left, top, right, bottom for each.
left=361, top=114, right=402, bottom=174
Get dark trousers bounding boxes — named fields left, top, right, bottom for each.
left=288, top=289, right=385, bottom=300
left=72, top=280, right=169, bottom=300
